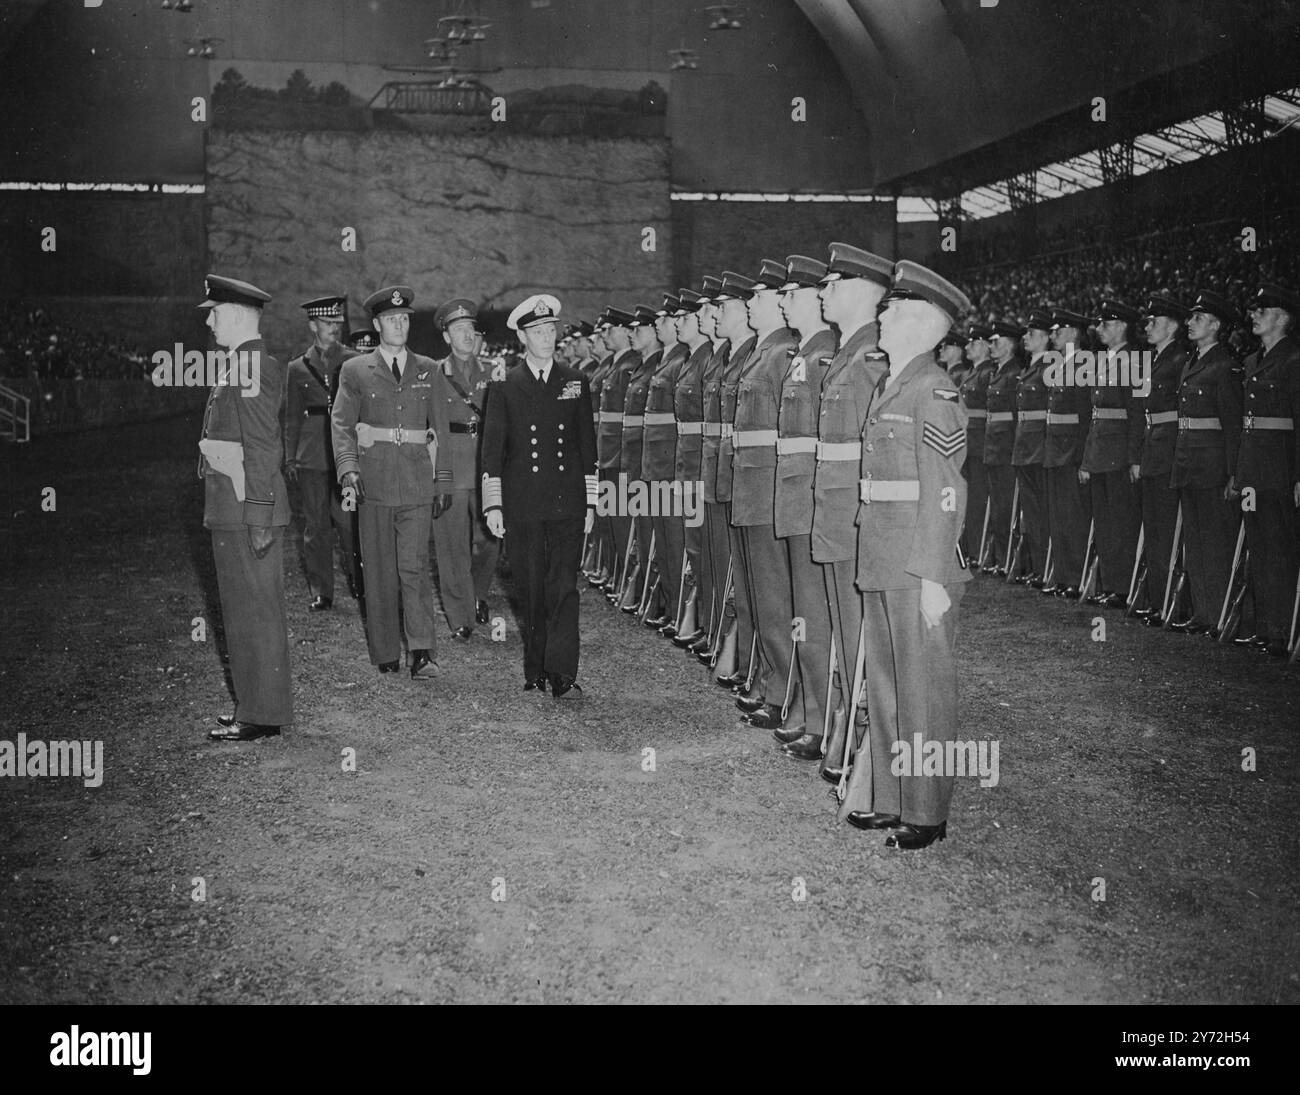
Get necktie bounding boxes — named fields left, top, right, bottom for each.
left=391, top=356, right=401, bottom=383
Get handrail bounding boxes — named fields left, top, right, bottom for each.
left=0, top=380, right=31, bottom=443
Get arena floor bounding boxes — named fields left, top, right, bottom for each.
left=1, top=413, right=1296, bottom=1005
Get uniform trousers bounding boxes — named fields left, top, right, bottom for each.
left=728, top=511, right=756, bottom=680
left=358, top=502, right=437, bottom=665
left=1245, top=489, right=1298, bottom=645
left=702, top=501, right=730, bottom=639
left=1046, top=465, right=1089, bottom=586
left=651, top=496, right=685, bottom=619
left=962, top=438, right=989, bottom=560
left=985, top=463, right=1016, bottom=566
left=1090, top=470, right=1141, bottom=594
left=1140, top=478, right=1180, bottom=611
left=431, top=486, right=499, bottom=630
left=738, top=522, right=795, bottom=705
left=507, top=515, right=584, bottom=680
left=681, top=482, right=705, bottom=628
left=1014, top=464, right=1049, bottom=574
left=838, top=583, right=966, bottom=828
left=633, top=506, right=655, bottom=599
left=785, top=533, right=832, bottom=735
left=822, top=559, right=864, bottom=764
left=211, top=527, right=293, bottom=726
left=298, top=468, right=358, bottom=601
left=1178, top=486, right=1236, bottom=628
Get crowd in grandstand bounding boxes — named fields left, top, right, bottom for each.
left=0, top=305, right=150, bottom=383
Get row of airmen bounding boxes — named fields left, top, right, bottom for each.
left=947, top=287, right=1300, bottom=659
left=546, top=245, right=974, bottom=849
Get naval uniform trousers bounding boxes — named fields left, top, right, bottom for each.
left=985, top=464, right=1016, bottom=566
left=1178, top=487, right=1236, bottom=627
left=431, top=487, right=500, bottom=630
left=358, top=502, right=437, bottom=665
left=739, top=523, right=795, bottom=706
left=211, top=528, right=293, bottom=726
left=298, top=468, right=359, bottom=601
left=507, top=515, right=584, bottom=680
left=785, top=533, right=832, bottom=735
left=1090, top=471, right=1141, bottom=594
left=1014, top=465, right=1048, bottom=574
left=1140, top=477, right=1180, bottom=611
left=1245, top=490, right=1298, bottom=645
left=1046, top=467, right=1090, bottom=586
left=839, top=583, right=966, bottom=827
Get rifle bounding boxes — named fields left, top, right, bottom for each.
left=1003, top=478, right=1022, bottom=575
left=1125, top=524, right=1147, bottom=617
left=1216, top=520, right=1249, bottom=643
left=708, top=553, right=734, bottom=663
left=673, top=548, right=691, bottom=631
left=1077, top=518, right=1096, bottom=600
left=820, top=626, right=838, bottom=757
left=836, top=616, right=870, bottom=804
left=1289, top=565, right=1300, bottom=664
left=1042, top=536, right=1055, bottom=590
left=976, top=495, right=994, bottom=570
left=613, top=521, right=637, bottom=601
left=1161, top=504, right=1187, bottom=628
left=634, top=529, right=659, bottom=618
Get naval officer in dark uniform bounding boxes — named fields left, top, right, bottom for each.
left=198, top=274, right=293, bottom=742
left=481, top=294, right=599, bottom=697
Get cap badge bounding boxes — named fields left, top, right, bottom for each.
left=391, top=290, right=403, bottom=306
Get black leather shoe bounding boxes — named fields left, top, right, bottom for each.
left=378, top=661, right=401, bottom=673
left=409, top=650, right=438, bottom=679
left=1233, top=632, right=1265, bottom=647
left=1143, top=613, right=1164, bottom=628
left=886, top=821, right=947, bottom=850
left=524, top=675, right=548, bottom=692
left=819, top=764, right=842, bottom=785
left=309, top=596, right=333, bottom=612
left=736, top=695, right=765, bottom=714
left=452, top=626, right=474, bottom=641
left=475, top=600, right=490, bottom=625
left=1054, top=585, right=1080, bottom=599
left=216, top=714, right=238, bottom=727
left=1100, top=592, right=1125, bottom=609
left=715, top=672, right=744, bottom=688
left=697, top=649, right=716, bottom=666
left=1167, top=620, right=1206, bottom=634
left=845, top=811, right=901, bottom=831
left=209, top=722, right=280, bottom=742
left=1040, top=584, right=1059, bottom=595
left=644, top=614, right=668, bottom=629
left=780, top=734, right=823, bottom=760
left=772, top=724, right=805, bottom=744
left=658, top=622, right=678, bottom=638
left=550, top=674, right=582, bottom=698
left=673, top=630, right=705, bottom=648
left=1027, top=575, right=1044, bottom=590
left=744, top=703, right=783, bottom=730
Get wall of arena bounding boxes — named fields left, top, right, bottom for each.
left=206, top=129, right=674, bottom=351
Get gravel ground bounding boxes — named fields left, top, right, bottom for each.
left=1, top=413, right=1297, bottom=1004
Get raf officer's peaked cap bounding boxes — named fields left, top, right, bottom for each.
left=1250, top=282, right=1300, bottom=315
left=1025, top=309, right=1055, bottom=333
left=753, top=258, right=788, bottom=290
left=1143, top=295, right=1190, bottom=321
left=1188, top=289, right=1238, bottom=326
left=989, top=319, right=1026, bottom=340
left=966, top=322, right=995, bottom=341
left=1096, top=299, right=1140, bottom=324
left=821, top=242, right=893, bottom=287
left=678, top=289, right=705, bottom=312
left=630, top=305, right=659, bottom=327
left=1051, top=308, right=1092, bottom=331
left=508, top=293, right=562, bottom=330
left=782, top=255, right=828, bottom=290
left=605, top=306, right=637, bottom=327
left=658, top=294, right=681, bottom=316
left=198, top=274, right=271, bottom=309
left=364, top=285, right=415, bottom=317
left=716, top=271, right=757, bottom=301
left=348, top=329, right=379, bottom=349
left=699, top=275, right=724, bottom=301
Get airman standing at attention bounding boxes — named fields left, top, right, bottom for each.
left=982, top=320, right=1024, bottom=573
left=429, top=298, right=498, bottom=640
left=596, top=308, right=640, bottom=602
left=1041, top=309, right=1093, bottom=597
left=838, top=260, right=972, bottom=851
left=332, top=286, right=453, bottom=679
left=583, top=312, right=617, bottom=586
left=1235, top=283, right=1300, bottom=656
left=283, top=294, right=361, bottom=611
left=938, top=331, right=969, bottom=386
left=1011, top=311, right=1054, bottom=585
left=619, top=306, right=663, bottom=611
left=772, top=254, right=838, bottom=762
left=1167, top=291, right=1243, bottom=634
left=958, top=324, right=995, bottom=563
left=811, top=243, right=892, bottom=783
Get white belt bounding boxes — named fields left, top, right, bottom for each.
left=644, top=412, right=676, bottom=426
left=1047, top=412, right=1080, bottom=425
left=1243, top=415, right=1294, bottom=431
left=356, top=423, right=431, bottom=446
left=677, top=421, right=704, bottom=435
left=1092, top=407, right=1127, bottom=420
left=987, top=411, right=1014, bottom=423
left=1017, top=410, right=1047, bottom=422
left=776, top=436, right=817, bottom=455
left=965, top=409, right=987, bottom=420
left=734, top=429, right=779, bottom=447
left=598, top=411, right=623, bottom=424
left=703, top=422, right=722, bottom=438
left=721, top=423, right=735, bottom=439
left=1145, top=410, right=1177, bottom=426
left=1179, top=417, right=1221, bottom=430
left=622, top=415, right=644, bottom=427
left=816, top=440, right=861, bottom=462
left=859, top=478, right=920, bottom=503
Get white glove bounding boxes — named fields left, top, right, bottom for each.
left=919, top=578, right=951, bottom=630
left=584, top=508, right=595, bottom=535
left=486, top=510, right=504, bottom=538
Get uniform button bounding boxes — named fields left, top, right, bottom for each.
left=531, top=424, right=537, bottom=431
left=558, top=464, right=565, bottom=471
left=869, top=417, right=877, bottom=425
left=558, top=424, right=564, bottom=430
left=533, top=466, right=539, bottom=472
left=866, top=443, right=874, bottom=452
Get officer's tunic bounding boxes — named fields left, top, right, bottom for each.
left=1080, top=343, right=1143, bottom=594
left=775, top=327, right=837, bottom=738
left=285, top=342, right=360, bottom=601
left=1169, top=342, right=1242, bottom=627
left=812, top=322, right=882, bottom=756
left=430, top=351, right=499, bottom=631
left=587, top=351, right=617, bottom=574
left=643, top=343, right=690, bottom=617
left=480, top=361, right=598, bottom=681
left=838, top=352, right=970, bottom=828
left=982, top=356, right=1020, bottom=568
left=958, top=359, right=994, bottom=561
left=1237, top=334, right=1300, bottom=647
left=732, top=326, right=800, bottom=706
left=1011, top=352, right=1050, bottom=575
left=201, top=338, right=292, bottom=726
left=1133, top=338, right=1188, bottom=608
left=332, top=349, right=454, bottom=665
left=1042, top=352, right=1093, bottom=587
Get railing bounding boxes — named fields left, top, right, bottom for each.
left=0, top=381, right=31, bottom=443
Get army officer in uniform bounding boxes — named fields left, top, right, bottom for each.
left=481, top=294, right=599, bottom=697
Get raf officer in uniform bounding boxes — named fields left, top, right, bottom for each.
left=958, top=323, right=995, bottom=562
left=429, top=297, right=499, bottom=640
left=481, top=294, right=598, bottom=696
left=838, top=260, right=972, bottom=850
left=332, top=286, right=454, bottom=678
left=982, top=320, right=1023, bottom=573
left=284, top=294, right=361, bottom=611
left=1042, top=309, right=1093, bottom=596
left=1011, top=311, right=1054, bottom=584
left=938, top=330, right=969, bottom=385
left=198, top=275, right=293, bottom=742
